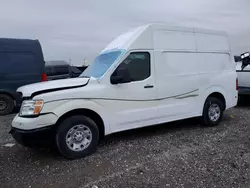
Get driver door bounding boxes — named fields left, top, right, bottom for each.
left=104, top=51, right=158, bottom=133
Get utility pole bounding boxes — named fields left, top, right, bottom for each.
left=69, top=53, right=72, bottom=66
left=83, top=58, right=87, bottom=66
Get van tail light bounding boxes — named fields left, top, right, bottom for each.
left=42, top=73, right=47, bottom=82
left=236, top=78, right=238, bottom=90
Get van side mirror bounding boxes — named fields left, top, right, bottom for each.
left=110, top=68, right=131, bottom=84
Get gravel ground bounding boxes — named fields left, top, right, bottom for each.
left=1, top=99, right=250, bottom=188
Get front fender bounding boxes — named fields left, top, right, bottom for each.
left=41, top=99, right=110, bottom=134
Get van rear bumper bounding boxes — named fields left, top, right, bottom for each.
left=238, top=87, right=250, bottom=95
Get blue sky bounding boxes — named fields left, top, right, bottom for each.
left=0, top=0, right=249, bottom=65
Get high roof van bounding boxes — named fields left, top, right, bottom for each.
left=11, top=24, right=238, bottom=159
left=0, top=38, right=46, bottom=115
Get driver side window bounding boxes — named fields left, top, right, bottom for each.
left=112, top=52, right=150, bottom=82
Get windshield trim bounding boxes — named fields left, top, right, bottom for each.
left=99, top=49, right=126, bottom=79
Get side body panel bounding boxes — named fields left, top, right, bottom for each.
left=152, top=26, right=237, bottom=123
left=154, top=51, right=200, bottom=120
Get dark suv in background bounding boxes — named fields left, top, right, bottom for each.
left=45, top=60, right=71, bottom=80
left=45, top=61, right=86, bottom=80
left=0, top=38, right=46, bottom=115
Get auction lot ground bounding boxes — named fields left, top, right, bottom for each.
left=1, top=98, right=250, bottom=188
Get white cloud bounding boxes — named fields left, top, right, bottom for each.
left=0, top=0, right=249, bottom=65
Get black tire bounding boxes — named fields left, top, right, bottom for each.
left=237, top=95, right=243, bottom=106
left=201, top=97, right=224, bottom=127
left=0, top=94, right=14, bottom=115
left=56, top=115, right=99, bottom=159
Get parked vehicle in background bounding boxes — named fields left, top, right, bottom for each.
left=235, top=52, right=250, bottom=96
left=0, top=38, right=46, bottom=115
left=45, top=61, right=83, bottom=80
left=73, top=65, right=88, bottom=73
left=70, top=66, right=82, bottom=78
left=45, top=61, right=71, bottom=80
left=11, top=24, right=238, bottom=159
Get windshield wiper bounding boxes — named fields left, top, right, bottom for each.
left=79, top=75, right=90, bottom=78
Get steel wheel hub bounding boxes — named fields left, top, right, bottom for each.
left=66, top=124, right=92, bottom=152
left=74, top=131, right=84, bottom=142
left=208, top=103, right=221, bottom=122
left=0, top=100, right=7, bottom=111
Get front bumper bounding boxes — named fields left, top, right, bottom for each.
left=10, top=113, right=59, bottom=147
left=10, top=126, right=56, bottom=147
left=12, top=113, right=58, bottom=130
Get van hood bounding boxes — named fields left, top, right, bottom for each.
left=17, top=77, right=90, bottom=98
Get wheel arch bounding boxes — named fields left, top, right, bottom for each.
left=203, top=86, right=227, bottom=110
left=205, top=92, right=226, bottom=111
left=55, top=108, right=105, bottom=140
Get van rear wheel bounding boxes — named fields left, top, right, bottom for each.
left=55, top=115, right=99, bottom=159
left=201, top=97, right=223, bottom=126
left=0, top=94, right=14, bottom=115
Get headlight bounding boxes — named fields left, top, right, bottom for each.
left=19, top=100, right=44, bottom=117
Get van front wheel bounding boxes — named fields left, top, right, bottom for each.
left=56, top=115, right=99, bottom=159
left=201, top=97, right=223, bottom=126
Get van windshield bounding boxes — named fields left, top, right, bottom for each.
left=80, top=50, right=124, bottom=78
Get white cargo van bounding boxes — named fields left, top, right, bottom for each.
left=10, top=24, right=238, bottom=159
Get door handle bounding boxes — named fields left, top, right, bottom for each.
left=144, top=85, right=154, bottom=88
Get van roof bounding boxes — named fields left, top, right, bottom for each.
left=102, top=23, right=230, bottom=54
left=146, top=23, right=227, bottom=36
left=0, top=38, right=41, bottom=52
